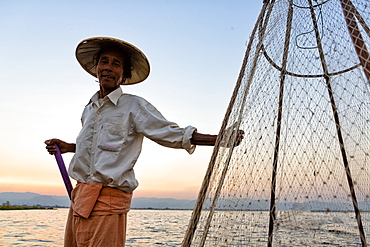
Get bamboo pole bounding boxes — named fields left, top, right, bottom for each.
left=309, top=0, right=367, bottom=246
left=182, top=1, right=271, bottom=246
left=267, top=1, right=294, bottom=246
left=340, top=0, right=370, bottom=83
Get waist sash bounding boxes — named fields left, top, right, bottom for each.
left=71, top=182, right=132, bottom=218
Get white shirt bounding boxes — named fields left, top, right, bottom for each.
left=68, top=87, right=196, bottom=193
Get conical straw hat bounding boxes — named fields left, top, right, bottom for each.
left=76, top=37, right=150, bottom=85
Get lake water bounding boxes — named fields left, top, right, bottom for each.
left=0, top=208, right=192, bottom=246
left=0, top=209, right=368, bottom=246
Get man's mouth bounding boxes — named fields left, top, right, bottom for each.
left=102, top=75, right=115, bottom=80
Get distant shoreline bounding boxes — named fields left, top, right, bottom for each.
left=131, top=208, right=192, bottom=210
left=0, top=206, right=54, bottom=210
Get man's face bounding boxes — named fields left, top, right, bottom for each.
left=96, top=50, right=125, bottom=91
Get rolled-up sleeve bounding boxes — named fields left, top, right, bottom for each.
left=182, top=126, right=197, bottom=154
left=135, top=100, right=197, bottom=154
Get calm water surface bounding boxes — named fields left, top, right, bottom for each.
left=0, top=208, right=192, bottom=246
left=0, top=209, right=66, bottom=246
left=0, top=209, right=368, bottom=246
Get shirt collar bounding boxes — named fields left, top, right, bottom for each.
left=106, top=87, right=123, bottom=105
left=90, top=87, right=123, bottom=106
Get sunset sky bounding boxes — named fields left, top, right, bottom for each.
left=0, top=1, right=262, bottom=200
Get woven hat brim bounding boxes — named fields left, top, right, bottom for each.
left=76, top=37, right=150, bottom=85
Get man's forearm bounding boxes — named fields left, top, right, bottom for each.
left=191, top=132, right=217, bottom=146
left=67, top=143, right=76, bottom=153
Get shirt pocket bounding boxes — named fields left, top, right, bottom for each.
left=98, top=118, right=126, bottom=152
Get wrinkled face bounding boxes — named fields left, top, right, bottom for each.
left=96, top=50, right=125, bottom=92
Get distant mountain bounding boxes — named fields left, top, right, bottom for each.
left=131, top=197, right=196, bottom=209
left=0, top=192, right=41, bottom=200
left=1, top=192, right=369, bottom=211
left=0, top=192, right=196, bottom=209
left=0, top=192, right=70, bottom=207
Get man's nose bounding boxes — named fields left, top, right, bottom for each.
left=102, top=66, right=113, bottom=72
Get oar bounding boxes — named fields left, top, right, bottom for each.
left=54, top=144, right=73, bottom=199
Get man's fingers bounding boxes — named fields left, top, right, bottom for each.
left=45, top=142, right=57, bottom=155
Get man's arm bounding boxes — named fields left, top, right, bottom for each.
left=191, top=130, right=245, bottom=147
left=191, top=132, right=217, bottom=146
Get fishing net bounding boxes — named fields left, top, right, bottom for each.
left=183, top=0, right=370, bottom=246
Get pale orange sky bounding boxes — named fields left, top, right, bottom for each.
left=0, top=1, right=262, bottom=200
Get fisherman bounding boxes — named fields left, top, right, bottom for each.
left=45, top=37, right=244, bottom=247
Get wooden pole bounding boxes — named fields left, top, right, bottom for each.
left=309, top=0, right=367, bottom=246
left=182, top=1, right=271, bottom=246
left=340, top=0, right=370, bottom=83
left=267, top=1, right=294, bottom=246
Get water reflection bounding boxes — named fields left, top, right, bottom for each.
left=0, top=209, right=192, bottom=246
left=126, top=210, right=191, bottom=246
left=0, top=209, right=66, bottom=246
left=2, top=209, right=365, bottom=246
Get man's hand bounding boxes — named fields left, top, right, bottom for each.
left=234, top=129, right=245, bottom=147
left=220, top=123, right=245, bottom=147
left=44, top=139, right=76, bottom=155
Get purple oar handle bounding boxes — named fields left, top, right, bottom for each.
left=54, top=144, right=73, bottom=199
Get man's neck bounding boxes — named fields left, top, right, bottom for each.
left=99, top=87, right=119, bottom=98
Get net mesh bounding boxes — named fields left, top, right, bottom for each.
left=183, top=0, right=370, bottom=246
